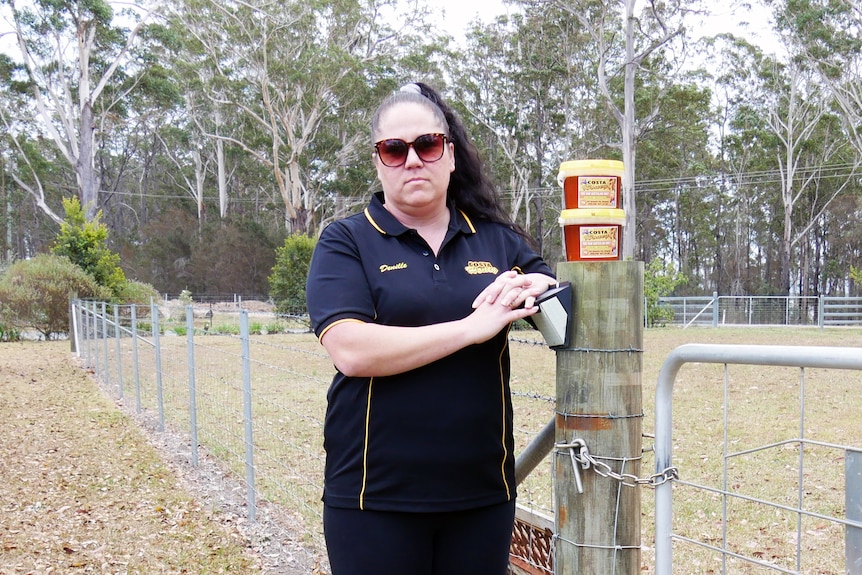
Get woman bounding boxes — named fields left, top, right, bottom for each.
left=306, top=82, right=556, bottom=574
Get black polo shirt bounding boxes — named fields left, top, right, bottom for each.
left=307, top=192, right=553, bottom=512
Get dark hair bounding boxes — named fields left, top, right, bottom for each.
left=371, top=82, right=514, bottom=227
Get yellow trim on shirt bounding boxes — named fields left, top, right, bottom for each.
left=459, top=210, right=477, bottom=233
left=498, top=325, right=512, bottom=500
left=318, top=318, right=365, bottom=342
left=359, top=377, right=374, bottom=510
left=364, top=208, right=387, bottom=235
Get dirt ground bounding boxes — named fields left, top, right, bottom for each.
left=0, top=340, right=322, bottom=575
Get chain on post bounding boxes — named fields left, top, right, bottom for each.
left=555, top=438, right=678, bottom=488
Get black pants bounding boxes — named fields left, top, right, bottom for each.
left=323, top=500, right=516, bottom=575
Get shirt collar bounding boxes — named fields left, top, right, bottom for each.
left=364, top=191, right=477, bottom=237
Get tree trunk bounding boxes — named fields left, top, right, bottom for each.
left=78, top=102, right=100, bottom=221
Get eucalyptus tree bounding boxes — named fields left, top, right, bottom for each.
left=757, top=54, right=854, bottom=295
left=1, top=0, right=163, bottom=222
left=707, top=34, right=771, bottom=295
left=634, top=79, right=716, bottom=288
left=548, top=0, right=694, bottom=259
left=714, top=31, right=857, bottom=295
left=771, top=0, right=862, bottom=157
left=0, top=51, right=71, bottom=254
left=170, top=0, right=444, bottom=235
left=448, top=1, right=600, bottom=259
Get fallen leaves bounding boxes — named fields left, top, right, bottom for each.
left=0, top=341, right=258, bottom=574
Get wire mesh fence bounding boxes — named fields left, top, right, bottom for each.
left=659, top=295, right=862, bottom=328
left=72, top=299, right=862, bottom=574
left=72, top=299, right=559, bottom=573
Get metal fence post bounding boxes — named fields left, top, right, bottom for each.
left=87, top=301, right=98, bottom=371
left=152, top=301, right=165, bottom=432
left=712, top=291, right=718, bottom=327
left=849, top=449, right=862, bottom=574
left=819, top=296, right=825, bottom=330
left=240, top=310, right=257, bottom=522
left=88, top=301, right=95, bottom=369
left=70, top=299, right=80, bottom=355
left=114, top=304, right=123, bottom=399
left=553, top=261, right=643, bottom=574
left=186, top=306, right=199, bottom=467
left=101, top=302, right=109, bottom=387
left=131, top=304, right=142, bottom=413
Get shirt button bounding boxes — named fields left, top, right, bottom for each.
left=423, top=251, right=430, bottom=256
left=434, top=264, right=440, bottom=271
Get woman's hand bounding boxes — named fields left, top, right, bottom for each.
left=471, top=270, right=557, bottom=311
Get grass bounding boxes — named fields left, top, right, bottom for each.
left=13, top=323, right=862, bottom=574
left=0, top=341, right=262, bottom=574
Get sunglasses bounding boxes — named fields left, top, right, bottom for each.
left=374, top=133, right=448, bottom=167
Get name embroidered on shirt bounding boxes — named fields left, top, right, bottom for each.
left=380, top=262, right=408, bottom=273
left=465, top=261, right=499, bottom=275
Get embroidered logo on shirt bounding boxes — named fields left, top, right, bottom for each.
left=465, top=261, right=499, bottom=275
left=380, top=262, right=408, bottom=273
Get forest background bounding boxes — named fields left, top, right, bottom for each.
left=1, top=0, right=861, bottom=300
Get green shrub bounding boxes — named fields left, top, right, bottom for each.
left=0, top=322, right=21, bottom=342
left=52, top=197, right=126, bottom=297
left=115, top=279, right=160, bottom=308
left=269, top=234, right=316, bottom=315
left=0, top=254, right=111, bottom=339
left=645, top=258, right=687, bottom=327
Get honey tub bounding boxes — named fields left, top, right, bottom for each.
left=559, top=208, right=626, bottom=262
left=557, top=159, right=624, bottom=209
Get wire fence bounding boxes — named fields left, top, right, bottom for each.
left=71, top=299, right=560, bottom=573
left=73, top=299, right=862, bottom=574
left=659, top=295, right=862, bottom=328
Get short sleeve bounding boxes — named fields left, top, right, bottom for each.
left=505, top=227, right=554, bottom=278
left=306, top=220, right=376, bottom=337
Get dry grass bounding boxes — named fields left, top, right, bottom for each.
left=508, top=327, right=862, bottom=574
left=0, top=341, right=263, bottom=574
left=3, top=325, right=860, bottom=574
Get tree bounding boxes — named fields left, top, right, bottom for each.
left=551, top=0, right=691, bottom=258
left=772, top=0, right=862, bottom=156
left=451, top=3, right=593, bottom=258
left=52, top=196, right=126, bottom=296
left=168, top=0, right=444, bottom=235
left=269, top=234, right=316, bottom=315
left=2, top=0, right=162, bottom=221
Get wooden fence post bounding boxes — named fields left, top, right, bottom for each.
left=553, top=260, right=644, bottom=574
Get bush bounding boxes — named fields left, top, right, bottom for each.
left=115, top=279, right=160, bottom=306
left=0, top=254, right=111, bottom=339
left=269, top=234, right=316, bottom=315
left=53, top=197, right=126, bottom=297
left=0, top=322, right=21, bottom=342
left=645, top=257, right=687, bottom=327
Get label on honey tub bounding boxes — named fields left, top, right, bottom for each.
left=575, top=176, right=619, bottom=208
left=579, top=225, right=620, bottom=258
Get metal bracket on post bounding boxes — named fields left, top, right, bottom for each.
left=531, top=282, right=572, bottom=349
left=556, top=438, right=587, bottom=494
